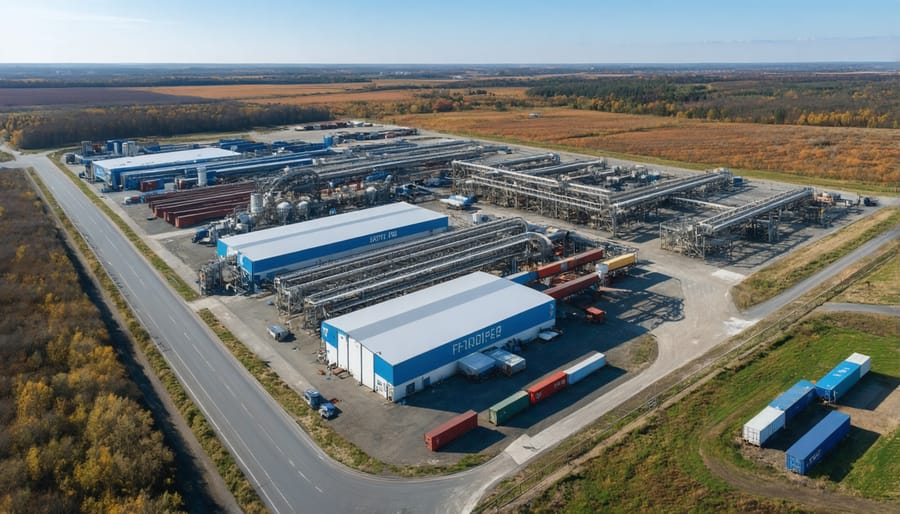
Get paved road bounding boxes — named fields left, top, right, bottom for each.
left=7, top=149, right=896, bottom=513
left=7, top=153, right=498, bottom=514
left=819, top=302, right=900, bottom=317
left=744, top=225, right=900, bottom=321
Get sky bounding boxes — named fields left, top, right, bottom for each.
left=0, top=0, right=897, bottom=63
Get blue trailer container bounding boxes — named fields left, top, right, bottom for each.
left=815, top=361, right=862, bottom=402
left=769, top=380, right=817, bottom=420
left=785, top=411, right=851, bottom=475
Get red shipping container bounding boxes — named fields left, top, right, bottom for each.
left=526, top=371, right=568, bottom=404
left=424, top=410, right=478, bottom=451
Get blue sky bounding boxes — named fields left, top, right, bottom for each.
left=0, top=0, right=897, bottom=63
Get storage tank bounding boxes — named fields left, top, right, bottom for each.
left=365, top=186, right=377, bottom=204
left=743, top=406, right=785, bottom=446
left=249, top=193, right=263, bottom=216
left=114, top=141, right=123, bottom=155
left=296, top=200, right=309, bottom=218
left=785, top=411, right=850, bottom=474
left=276, top=201, right=293, bottom=222
left=197, top=166, right=208, bottom=187
left=126, top=141, right=137, bottom=156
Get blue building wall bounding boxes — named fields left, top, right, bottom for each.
left=243, top=217, right=448, bottom=281
left=367, top=300, right=554, bottom=386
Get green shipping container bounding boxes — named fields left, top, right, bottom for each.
left=489, top=390, right=530, bottom=425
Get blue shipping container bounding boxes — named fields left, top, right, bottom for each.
left=815, top=361, right=861, bottom=402
left=785, top=411, right=851, bottom=475
left=769, top=380, right=817, bottom=420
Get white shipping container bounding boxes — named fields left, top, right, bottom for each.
left=743, top=406, right=786, bottom=446
left=845, top=352, right=871, bottom=377
left=563, top=351, right=607, bottom=385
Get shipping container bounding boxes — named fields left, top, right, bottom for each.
left=425, top=410, right=478, bottom=451
left=785, top=411, right=851, bottom=475
left=815, top=361, right=862, bottom=402
left=845, top=353, right=871, bottom=377
left=527, top=371, right=568, bottom=405
left=769, top=380, right=817, bottom=421
left=742, top=406, right=785, bottom=446
left=486, top=349, right=526, bottom=376
left=563, top=352, right=606, bottom=385
left=489, top=391, right=530, bottom=425
left=536, top=248, right=605, bottom=279
left=458, top=352, right=496, bottom=380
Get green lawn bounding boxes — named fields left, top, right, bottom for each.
left=525, top=312, right=899, bottom=512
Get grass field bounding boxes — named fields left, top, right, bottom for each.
left=389, top=109, right=900, bottom=188
left=836, top=249, right=900, bottom=305
left=731, top=208, right=900, bottom=310
left=525, top=312, right=899, bottom=513
left=0, top=147, right=13, bottom=161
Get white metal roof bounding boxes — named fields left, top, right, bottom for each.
left=744, top=406, right=785, bottom=431
left=327, top=272, right=554, bottom=365
left=93, top=148, right=239, bottom=170
left=226, top=202, right=446, bottom=262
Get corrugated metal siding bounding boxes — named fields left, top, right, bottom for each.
left=220, top=202, right=445, bottom=255
left=247, top=217, right=448, bottom=277
left=815, top=361, right=861, bottom=402
left=769, top=380, right=816, bottom=420
left=390, top=302, right=554, bottom=385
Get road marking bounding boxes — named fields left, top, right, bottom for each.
left=315, top=486, right=323, bottom=494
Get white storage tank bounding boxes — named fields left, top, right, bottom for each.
left=249, top=193, right=263, bottom=216
left=197, top=166, right=208, bottom=187
left=743, top=406, right=785, bottom=446
left=276, top=201, right=292, bottom=222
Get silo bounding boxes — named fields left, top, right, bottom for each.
left=250, top=193, right=263, bottom=216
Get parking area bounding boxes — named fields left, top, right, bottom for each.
left=58, top=132, right=880, bottom=466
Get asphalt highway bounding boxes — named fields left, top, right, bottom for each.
left=8, top=149, right=895, bottom=513
left=11, top=152, right=495, bottom=514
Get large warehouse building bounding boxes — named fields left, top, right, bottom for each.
left=92, top=147, right=240, bottom=188
left=218, top=202, right=449, bottom=285
left=320, top=272, right=556, bottom=402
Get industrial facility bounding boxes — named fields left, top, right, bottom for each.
left=210, top=202, right=449, bottom=290
left=91, top=147, right=241, bottom=189
left=320, top=272, right=557, bottom=402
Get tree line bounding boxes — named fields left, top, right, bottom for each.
left=1, top=102, right=331, bottom=149
left=0, top=171, right=184, bottom=512
left=522, top=75, right=900, bottom=128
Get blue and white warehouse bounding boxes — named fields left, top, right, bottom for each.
left=91, top=147, right=240, bottom=188
left=320, top=272, right=556, bottom=402
left=217, top=202, right=449, bottom=284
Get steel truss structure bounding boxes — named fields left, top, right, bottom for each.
left=660, top=187, right=815, bottom=258
left=452, top=161, right=733, bottom=235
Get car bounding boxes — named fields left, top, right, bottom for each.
left=303, top=388, right=323, bottom=409
left=318, top=401, right=337, bottom=420
left=267, top=324, right=291, bottom=341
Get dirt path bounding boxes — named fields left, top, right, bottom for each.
left=699, top=446, right=895, bottom=514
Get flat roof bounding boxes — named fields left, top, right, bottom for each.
left=92, top=148, right=240, bottom=171
left=326, top=272, right=554, bottom=365
left=226, top=202, right=447, bottom=262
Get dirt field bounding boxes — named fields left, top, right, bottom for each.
left=0, top=86, right=204, bottom=107
left=390, top=109, right=900, bottom=185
